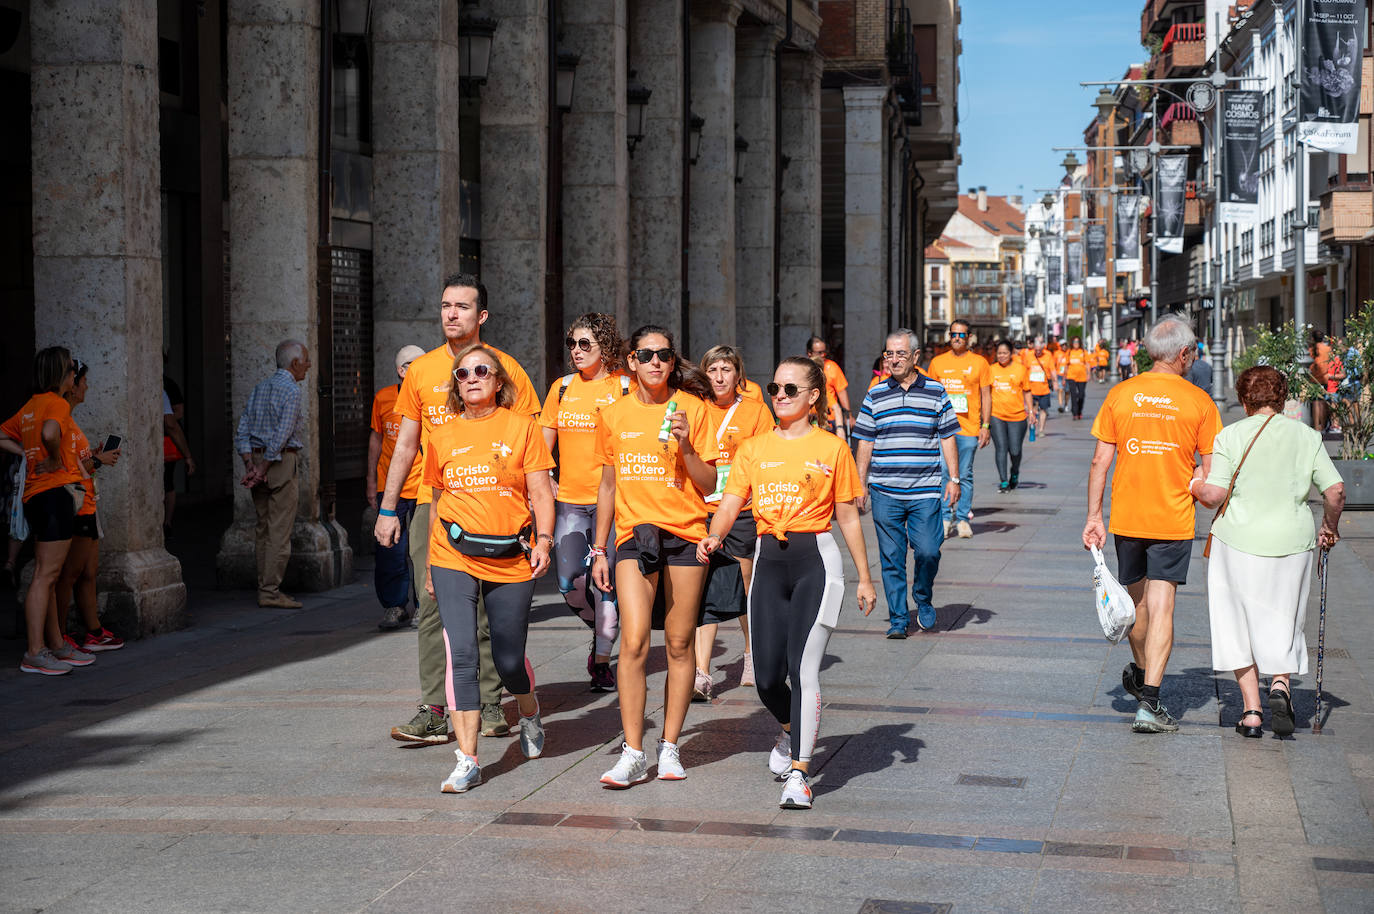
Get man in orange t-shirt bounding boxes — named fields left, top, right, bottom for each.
left=367, top=345, right=426, bottom=631
left=372, top=272, right=541, bottom=745
left=926, top=320, right=991, bottom=539
left=1083, top=318, right=1222, bottom=734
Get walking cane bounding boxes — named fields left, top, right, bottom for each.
left=1312, top=547, right=1329, bottom=735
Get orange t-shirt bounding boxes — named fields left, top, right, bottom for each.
left=397, top=341, right=540, bottom=506
left=725, top=427, right=864, bottom=538
left=1024, top=351, right=1056, bottom=396
left=1091, top=371, right=1223, bottom=540
left=704, top=395, right=775, bottom=510
left=989, top=362, right=1031, bottom=422
left=1, top=392, right=84, bottom=500
left=1065, top=348, right=1090, bottom=383
left=67, top=420, right=96, bottom=516
left=595, top=391, right=718, bottom=547
left=1054, top=350, right=1068, bottom=375
left=741, top=378, right=766, bottom=403
left=539, top=372, right=633, bottom=506
left=423, top=408, right=554, bottom=582
left=822, top=359, right=849, bottom=407
left=371, top=385, right=422, bottom=500
left=927, top=351, right=992, bottom=437
left=1095, top=348, right=1111, bottom=368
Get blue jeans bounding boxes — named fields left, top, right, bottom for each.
left=374, top=495, right=417, bottom=609
left=940, top=434, right=978, bottom=523
left=870, top=491, right=944, bottom=628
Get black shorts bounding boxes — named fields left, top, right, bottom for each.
left=1114, top=535, right=1191, bottom=586
left=73, top=513, right=99, bottom=540
left=164, top=461, right=178, bottom=493
left=720, top=509, right=758, bottom=559
left=23, top=486, right=76, bottom=542
left=616, top=527, right=701, bottom=572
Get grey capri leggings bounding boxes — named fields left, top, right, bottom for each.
left=432, top=566, right=536, bottom=711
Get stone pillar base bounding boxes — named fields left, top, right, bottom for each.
left=98, top=548, right=188, bottom=638
left=216, top=519, right=355, bottom=594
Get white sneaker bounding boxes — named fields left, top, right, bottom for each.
left=656, top=738, right=686, bottom=780
left=956, top=520, right=973, bottom=539
left=779, top=768, right=813, bottom=809
left=768, top=729, right=791, bottom=777
left=518, top=712, right=545, bottom=759
left=600, top=743, right=650, bottom=788
left=740, top=652, right=755, bottom=688
left=440, top=749, right=481, bottom=793
left=943, top=519, right=955, bottom=538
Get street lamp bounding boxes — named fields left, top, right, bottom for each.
left=626, top=70, right=651, bottom=156
left=734, top=130, right=748, bottom=184
left=1061, top=152, right=1080, bottom=179
left=688, top=112, right=705, bottom=165
left=1093, top=87, right=1117, bottom=121
left=458, top=1, right=497, bottom=89
left=333, top=0, right=371, bottom=36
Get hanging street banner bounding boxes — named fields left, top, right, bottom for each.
left=1114, top=194, right=1142, bottom=272
left=1047, top=240, right=1063, bottom=295
left=1299, top=0, right=1364, bottom=154
left=1221, top=90, right=1261, bottom=222
left=1007, top=280, right=1024, bottom=318
left=1156, top=155, right=1188, bottom=254
left=1023, top=274, right=1039, bottom=316
left=1085, top=224, right=1108, bottom=288
left=1066, top=238, right=1084, bottom=293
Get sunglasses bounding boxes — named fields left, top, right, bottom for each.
left=950, top=332, right=969, bottom=339
left=452, top=364, right=493, bottom=381
left=766, top=382, right=812, bottom=399
left=632, top=347, right=675, bottom=363
left=565, top=336, right=595, bottom=352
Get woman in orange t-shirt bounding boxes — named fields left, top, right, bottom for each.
left=699, top=356, right=876, bottom=810
left=1053, top=342, right=1069, bottom=413
left=591, top=325, right=718, bottom=787
left=1065, top=337, right=1091, bottom=420
left=540, top=313, right=632, bottom=692
left=0, top=347, right=91, bottom=676
left=423, top=344, right=556, bottom=794
left=55, top=360, right=125, bottom=656
left=694, top=345, right=775, bottom=700
left=988, top=341, right=1034, bottom=493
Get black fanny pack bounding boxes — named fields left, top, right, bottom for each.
left=443, top=520, right=532, bottom=559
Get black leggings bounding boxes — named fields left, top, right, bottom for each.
left=1068, top=379, right=1086, bottom=417
left=748, top=531, right=845, bottom=763
left=432, top=566, right=535, bottom=711
left=988, top=417, right=1026, bottom=483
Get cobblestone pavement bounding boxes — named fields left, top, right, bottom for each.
left=3, top=383, right=1372, bottom=913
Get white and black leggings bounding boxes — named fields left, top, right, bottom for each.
left=748, top=530, right=845, bottom=764
left=432, top=566, right=535, bottom=711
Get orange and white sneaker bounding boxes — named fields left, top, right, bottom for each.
left=779, top=769, right=812, bottom=809
left=56, top=637, right=96, bottom=667
left=82, top=628, right=125, bottom=652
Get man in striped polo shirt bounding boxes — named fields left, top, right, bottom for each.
left=853, top=330, right=961, bottom=638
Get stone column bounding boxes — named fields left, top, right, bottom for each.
left=841, top=85, right=889, bottom=396
left=563, top=0, right=629, bottom=329
left=627, top=0, right=684, bottom=338
left=217, top=0, right=352, bottom=593
left=478, top=0, right=548, bottom=388
left=732, top=24, right=777, bottom=376
left=687, top=0, right=741, bottom=357
left=371, top=1, right=462, bottom=388
left=777, top=48, right=822, bottom=361
left=29, top=0, right=187, bottom=636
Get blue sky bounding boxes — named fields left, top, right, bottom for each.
left=956, top=1, right=1149, bottom=207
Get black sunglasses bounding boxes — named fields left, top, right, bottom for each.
left=565, top=336, right=595, bottom=352
left=453, top=364, right=493, bottom=381
left=632, top=347, right=675, bottom=363
left=766, top=382, right=812, bottom=399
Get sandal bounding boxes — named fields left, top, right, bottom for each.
left=1234, top=709, right=1263, bottom=739
left=1269, top=686, right=1295, bottom=737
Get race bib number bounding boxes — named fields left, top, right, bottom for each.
left=1029, top=368, right=1045, bottom=383
left=705, top=462, right=730, bottom=504
left=949, top=394, right=969, bottom=414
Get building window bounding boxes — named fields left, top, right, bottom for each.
left=913, top=25, right=938, bottom=100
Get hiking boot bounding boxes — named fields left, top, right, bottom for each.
left=480, top=702, right=510, bottom=737
left=1132, top=700, right=1180, bottom=733
left=390, top=705, right=454, bottom=744
left=377, top=606, right=410, bottom=631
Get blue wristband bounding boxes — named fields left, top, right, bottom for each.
left=378, top=507, right=397, bottom=517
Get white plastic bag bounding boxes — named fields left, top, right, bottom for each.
left=1091, top=545, right=1135, bottom=643
left=6, top=455, right=26, bottom=543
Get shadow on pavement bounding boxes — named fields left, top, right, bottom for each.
left=811, top=722, right=924, bottom=796
left=942, top=603, right=995, bottom=631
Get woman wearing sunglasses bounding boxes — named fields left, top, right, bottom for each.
left=693, top=345, right=775, bottom=700
left=698, top=357, right=875, bottom=809
left=539, top=313, right=631, bottom=692
left=423, top=344, right=556, bottom=794
left=592, top=325, right=717, bottom=786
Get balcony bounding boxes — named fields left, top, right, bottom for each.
left=1159, top=102, right=1201, bottom=146
left=887, top=5, right=922, bottom=119
left=1319, top=187, right=1374, bottom=243
left=1141, top=0, right=1194, bottom=42
left=1149, top=22, right=1205, bottom=79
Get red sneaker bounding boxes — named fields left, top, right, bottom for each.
left=83, top=628, right=125, bottom=652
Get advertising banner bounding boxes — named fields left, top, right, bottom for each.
left=1114, top=194, right=1142, bottom=272
left=1066, top=238, right=1084, bottom=293
left=1221, top=90, right=1261, bottom=222
left=1299, top=0, right=1365, bottom=154
left=1047, top=242, right=1062, bottom=295
left=1155, top=155, right=1188, bottom=254
left=1023, top=274, right=1038, bottom=315
left=1007, top=281, right=1024, bottom=318
left=1085, top=224, right=1107, bottom=288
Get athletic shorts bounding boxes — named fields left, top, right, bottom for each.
left=1032, top=394, right=1051, bottom=411
left=164, top=461, right=178, bottom=493
left=1114, top=535, right=1191, bottom=586
left=23, top=486, right=76, bottom=542
left=73, top=513, right=99, bottom=540
left=719, top=509, right=758, bottom=559
left=616, top=527, right=700, bottom=572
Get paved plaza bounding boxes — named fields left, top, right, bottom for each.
left=2, top=386, right=1373, bottom=914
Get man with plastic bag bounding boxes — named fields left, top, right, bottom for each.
left=1082, top=318, right=1222, bottom=733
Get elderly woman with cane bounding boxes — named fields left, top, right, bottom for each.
left=1192, top=366, right=1344, bottom=738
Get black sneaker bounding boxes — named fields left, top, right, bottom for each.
left=1121, top=663, right=1144, bottom=701
left=1132, top=700, right=1179, bottom=733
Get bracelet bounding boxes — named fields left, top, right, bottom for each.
left=704, top=533, right=721, bottom=543
left=378, top=507, right=397, bottom=517
left=589, top=545, right=606, bottom=557
left=536, top=533, right=553, bottom=544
